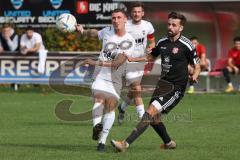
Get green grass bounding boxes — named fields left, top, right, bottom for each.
left=0, top=87, right=240, bottom=160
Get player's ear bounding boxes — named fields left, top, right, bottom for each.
left=179, top=25, right=184, bottom=32
left=124, top=16, right=127, bottom=23
left=142, top=11, right=145, bottom=17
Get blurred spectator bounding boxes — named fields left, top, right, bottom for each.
left=0, top=23, right=19, bottom=53
left=222, top=36, right=240, bottom=93
left=20, top=26, right=47, bottom=74
left=0, top=23, right=20, bottom=90
left=187, top=36, right=210, bottom=93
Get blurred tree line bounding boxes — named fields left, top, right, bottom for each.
left=16, top=27, right=102, bottom=52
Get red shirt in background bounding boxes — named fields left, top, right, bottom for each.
left=228, top=48, right=240, bottom=66
left=196, top=44, right=206, bottom=58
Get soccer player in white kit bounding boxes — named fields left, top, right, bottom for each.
left=76, top=9, right=135, bottom=152
left=118, top=2, right=156, bottom=124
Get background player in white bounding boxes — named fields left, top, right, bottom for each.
left=118, top=2, right=156, bottom=124
left=20, top=26, right=47, bottom=74
left=76, top=9, right=135, bottom=152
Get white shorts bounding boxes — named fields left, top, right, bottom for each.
left=126, top=62, right=145, bottom=85
left=91, top=79, right=121, bottom=100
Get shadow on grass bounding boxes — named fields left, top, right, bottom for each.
left=0, top=143, right=93, bottom=152
left=23, top=121, right=91, bottom=127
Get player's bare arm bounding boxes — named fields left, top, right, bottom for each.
left=82, top=53, right=127, bottom=69
left=125, top=52, right=155, bottom=62
left=227, top=57, right=239, bottom=74
left=200, top=53, right=207, bottom=66
left=27, top=43, right=41, bottom=53
left=147, top=36, right=155, bottom=50
left=191, top=63, right=201, bottom=82
left=75, top=24, right=98, bottom=37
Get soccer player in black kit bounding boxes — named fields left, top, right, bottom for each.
left=111, top=12, right=201, bottom=152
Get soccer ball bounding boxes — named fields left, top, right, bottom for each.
left=56, top=13, right=77, bottom=32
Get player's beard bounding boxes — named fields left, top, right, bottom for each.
left=167, top=30, right=176, bottom=37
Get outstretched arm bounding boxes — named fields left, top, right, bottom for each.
left=81, top=53, right=127, bottom=69
left=75, top=24, right=98, bottom=37
left=125, top=47, right=159, bottom=62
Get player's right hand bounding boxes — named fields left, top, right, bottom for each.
left=75, top=24, right=84, bottom=34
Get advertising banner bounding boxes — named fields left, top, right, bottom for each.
left=0, top=52, right=96, bottom=84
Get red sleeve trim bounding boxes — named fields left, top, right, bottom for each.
left=147, top=34, right=154, bottom=40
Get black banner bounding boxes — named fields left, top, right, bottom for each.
left=0, top=0, right=128, bottom=28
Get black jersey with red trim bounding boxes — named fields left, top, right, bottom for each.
left=151, top=35, right=200, bottom=87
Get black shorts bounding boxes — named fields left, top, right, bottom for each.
left=149, top=80, right=185, bottom=114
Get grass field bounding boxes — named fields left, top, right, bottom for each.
left=0, top=86, right=240, bottom=160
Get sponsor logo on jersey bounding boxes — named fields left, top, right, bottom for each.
left=164, top=56, right=170, bottom=63
left=160, top=46, right=167, bottom=49
left=172, top=47, right=179, bottom=54
left=11, top=0, right=24, bottom=10
left=142, top=30, right=146, bottom=35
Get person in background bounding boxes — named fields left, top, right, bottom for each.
left=118, top=2, right=156, bottom=125
left=20, top=26, right=47, bottom=74
left=222, top=36, right=240, bottom=93
left=0, top=23, right=19, bottom=53
left=0, top=23, right=19, bottom=90
left=187, top=36, right=209, bottom=93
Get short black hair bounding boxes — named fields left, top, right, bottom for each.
left=131, top=2, right=144, bottom=11
left=26, top=26, right=34, bottom=31
left=190, top=36, right=198, bottom=41
left=112, top=8, right=127, bottom=17
left=233, top=36, right=240, bottom=42
left=168, top=12, right=187, bottom=26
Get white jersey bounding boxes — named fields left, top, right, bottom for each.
left=20, top=32, right=46, bottom=52
left=125, top=19, right=154, bottom=57
left=96, top=25, right=135, bottom=84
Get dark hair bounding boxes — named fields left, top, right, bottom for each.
left=131, top=2, right=144, bottom=11
left=26, top=26, right=34, bottom=31
left=233, top=36, right=240, bottom=42
left=190, top=36, right=198, bottom=41
left=112, top=8, right=127, bottom=17
left=168, top=12, right=187, bottom=26
left=2, top=23, right=12, bottom=28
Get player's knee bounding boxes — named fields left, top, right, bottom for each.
left=131, top=85, right=142, bottom=96
left=141, top=112, right=153, bottom=123
left=105, top=98, right=118, bottom=112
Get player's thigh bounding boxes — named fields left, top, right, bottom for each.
left=104, top=96, right=119, bottom=112
left=150, top=83, right=184, bottom=114
left=92, top=91, right=105, bottom=104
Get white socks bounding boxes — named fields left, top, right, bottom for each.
left=92, top=102, right=104, bottom=127
left=121, top=97, right=145, bottom=118
left=136, top=104, right=145, bottom=118
left=98, top=111, right=115, bottom=144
